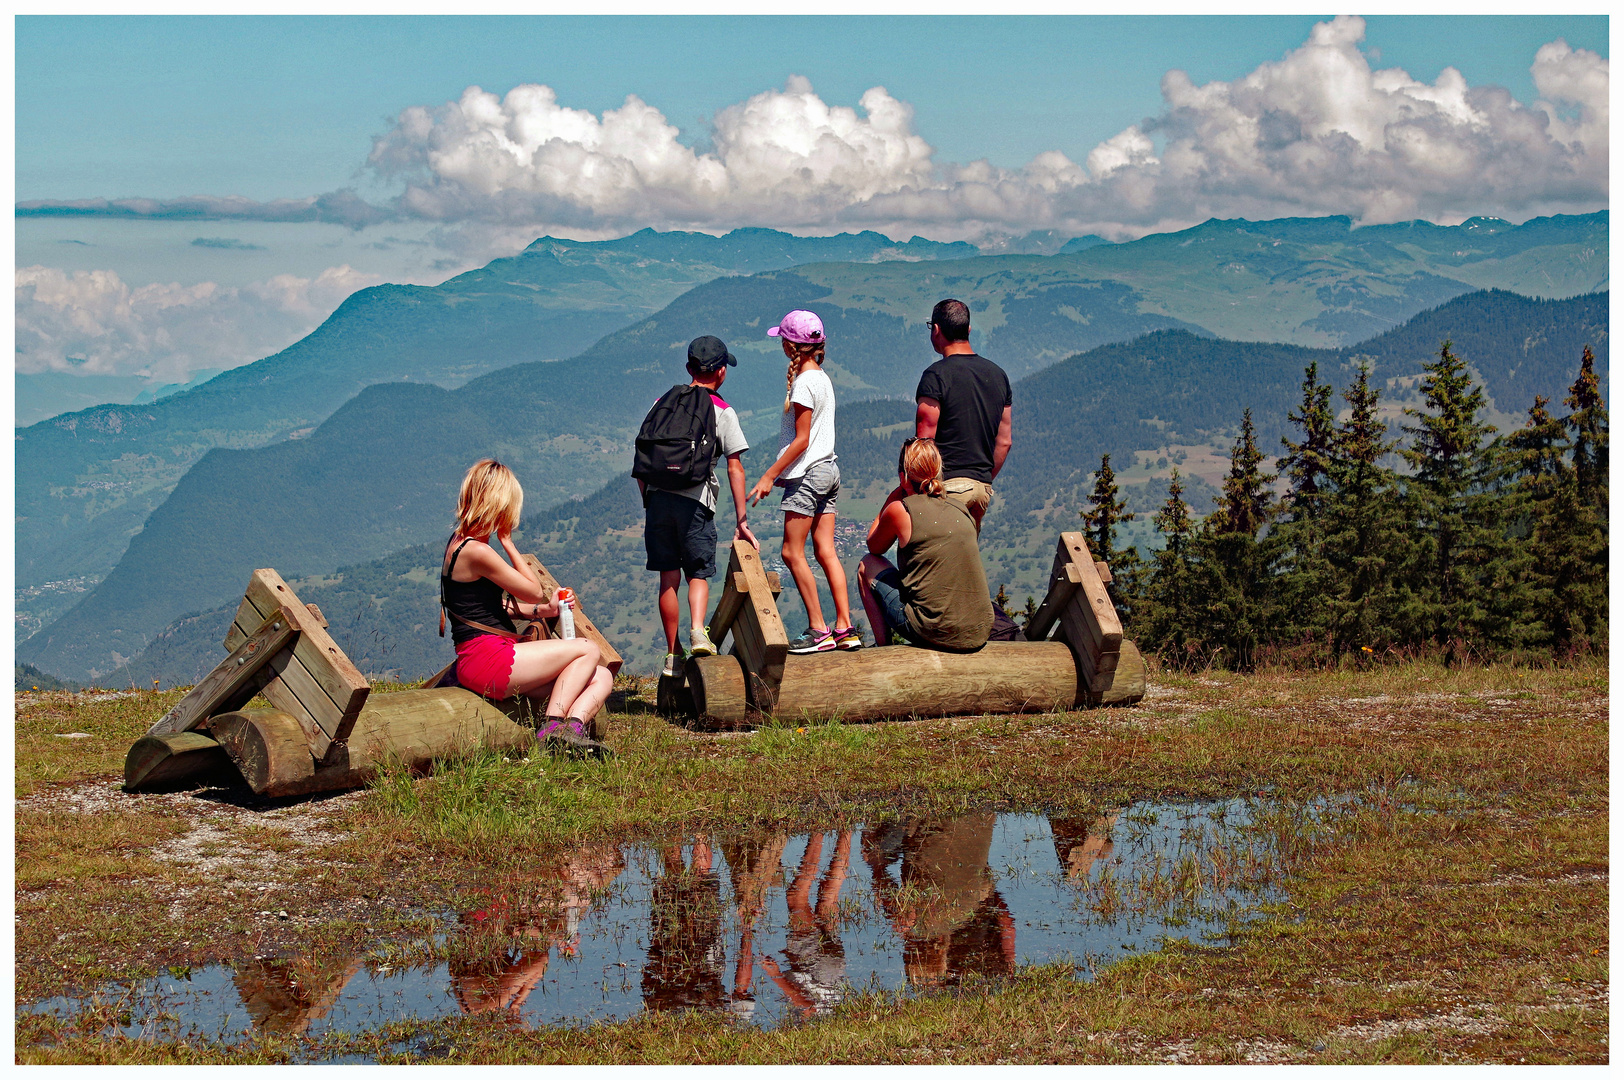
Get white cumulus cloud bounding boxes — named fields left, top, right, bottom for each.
left=14, top=265, right=381, bottom=381
left=362, top=16, right=1605, bottom=241
left=15, top=18, right=1607, bottom=249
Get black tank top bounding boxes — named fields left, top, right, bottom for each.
left=441, top=536, right=516, bottom=646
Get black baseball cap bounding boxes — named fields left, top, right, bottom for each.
left=687, top=335, right=738, bottom=371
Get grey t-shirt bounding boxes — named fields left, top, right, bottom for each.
left=776, top=367, right=837, bottom=481
left=634, top=390, right=749, bottom=512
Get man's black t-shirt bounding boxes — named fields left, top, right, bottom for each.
left=915, top=352, right=1012, bottom=483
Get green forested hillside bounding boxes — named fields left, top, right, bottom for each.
left=14, top=228, right=979, bottom=595
left=18, top=212, right=1603, bottom=612
left=93, top=288, right=1609, bottom=684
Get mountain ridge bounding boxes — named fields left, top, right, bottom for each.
left=28, top=287, right=1607, bottom=681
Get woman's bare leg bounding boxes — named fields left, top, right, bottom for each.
left=507, top=638, right=599, bottom=717
left=781, top=513, right=824, bottom=630
left=810, top=513, right=851, bottom=628
left=563, top=666, right=613, bottom=724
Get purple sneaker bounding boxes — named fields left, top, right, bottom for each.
left=787, top=627, right=837, bottom=654
left=537, top=718, right=613, bottom=760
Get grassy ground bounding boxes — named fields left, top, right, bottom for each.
left=14, top=659, right=1608, bottom=1063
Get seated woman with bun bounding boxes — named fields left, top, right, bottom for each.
left=856, top=438, right=992, bottom=652
left=441, top=459, right=613, bottom=758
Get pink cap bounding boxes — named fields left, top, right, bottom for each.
left=767, top=309, right=825, bottom=344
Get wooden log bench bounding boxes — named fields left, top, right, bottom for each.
left=664, top=534, right=1146, bottom=731
left=125, top=554, right=619, bottom=795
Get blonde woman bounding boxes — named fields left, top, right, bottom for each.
left=745, top=310, right=858, bottom=653
left=857, top=438, right=993, bottom=652
left=440, top=459, right=612, bottom=757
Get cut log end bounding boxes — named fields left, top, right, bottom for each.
left=687, top=654, right=750, bottom=731
left=124, top=731, right=237, bottom=792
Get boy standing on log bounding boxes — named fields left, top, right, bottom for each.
left=634, top=336, right=759, bottom=678
left=914, top=299, right=1013, bottom=533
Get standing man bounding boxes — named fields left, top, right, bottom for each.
left=914, top=299, right=1013, bottom=532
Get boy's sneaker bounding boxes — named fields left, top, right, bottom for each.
left=833, top=626, right=863, bottom=650
left=689, top=625, right=717, bottom=658
left=661, top=651, right=685, bottom=678
left=787, top=627, right=838, bottom=654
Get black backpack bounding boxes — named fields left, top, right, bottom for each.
left=632, top=384, right=718, bottom=491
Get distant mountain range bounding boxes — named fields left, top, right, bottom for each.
left=12, top=227, right=978, bottom=591
left=39, top=287, right=1609, bottom=683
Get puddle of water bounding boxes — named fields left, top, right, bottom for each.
left=25, top=799, right=1302, bottom=1054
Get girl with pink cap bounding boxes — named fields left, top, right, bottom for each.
left=746, top=310, right=860, bottom=652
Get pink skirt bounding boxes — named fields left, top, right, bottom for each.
left=455, top=633, right=516, bottom=699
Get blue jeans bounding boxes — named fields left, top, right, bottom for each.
left=866, top=566, right=928, bottom=647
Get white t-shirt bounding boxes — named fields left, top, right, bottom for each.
left=634, top=391, right=749, bottom=512
left=777, top=367, right=837, bottom=481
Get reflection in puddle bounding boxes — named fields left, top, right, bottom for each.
left=26, top=801, right=1295, bottom=1052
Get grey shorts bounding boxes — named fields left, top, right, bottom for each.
left=779, top=459, right=840, bottom=518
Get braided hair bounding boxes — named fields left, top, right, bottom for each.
left=782, top=340, right=826, bottom=413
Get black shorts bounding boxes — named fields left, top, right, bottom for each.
left=644, top=490, right=718, bottom=578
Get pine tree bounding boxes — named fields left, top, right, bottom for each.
left=994, top=583, right=1011, bottom=611
left=1500, top=346, right=1610, bottom=652
left=1275, top=362, right=1339, bottom=643
left=1502, top=395, right=1573, bottom=647
left=1278, top=361, right=1338, bottom=521
left=1319, top=362, right=1409, bottom=658
left=1081, top=454, right=1133, bottom=563
left=1210, top=409, right=1273, bottom=537
left=1080, top=453, right=1142, bottom=620
left=1565, top=344, right=1609, bottom=518
left=1399, top=340, right=1520, bottom=659
left=1139, top=470, right=1201, bottom=667
left=1194, top=411, right=1279, bottom=671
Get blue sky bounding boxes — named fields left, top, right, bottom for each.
left=14, top=14, right=1610, bottom=396
left=16, top=15, right=1608, bottom=201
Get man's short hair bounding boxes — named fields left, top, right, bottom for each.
left=930, top=299, right=971, bottom=342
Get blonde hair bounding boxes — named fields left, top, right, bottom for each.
left=455, top=459, right=523, bottom=538
left=899, top=438, right=946, bottom=497
left=782, top=340, right=826, bottom=413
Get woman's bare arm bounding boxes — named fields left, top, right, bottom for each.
left=458, top=539, right=556, bottom=615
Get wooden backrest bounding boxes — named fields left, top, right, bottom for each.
left=220, top=569, right=371, bottom=759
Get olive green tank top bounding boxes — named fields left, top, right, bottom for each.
left=899, top=493, right=992, bottom=651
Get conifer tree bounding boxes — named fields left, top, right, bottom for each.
left=1565, top=344, right=1609, bottom=518
left=1399, top=340, right=1519, bottom=658
left=1319, top=362, right=1408, bottom=656
left=1278, top=361, right=1338, bottom=521
left=1275, top=362, right=1339, bottom=642
left=1081, top=453, right=1142, bottom=619
left=1194, top=410, right=1279, bottom=670
left=1499, top=347, right=1610, bottom=652
left=1081, top=454, right=1133, bottom=563
left=1502, top=395, right=1574, bottom=647
left=1140, top=470, right=1200, bottom=666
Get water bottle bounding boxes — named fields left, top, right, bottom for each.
left=557, top=595, right=576, bottom=639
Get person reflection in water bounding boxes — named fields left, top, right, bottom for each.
left=1049, top=812, right=1121, bottom=881
left=864, top=814, right=1016, bottom=987
left=641, top=837, right=729, bottom=1012
left=718, top=832, right=790, bottom=1021
left=759, top=830, right=853, bottom=1018
left=449, top=842, right=625, bottom=1021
